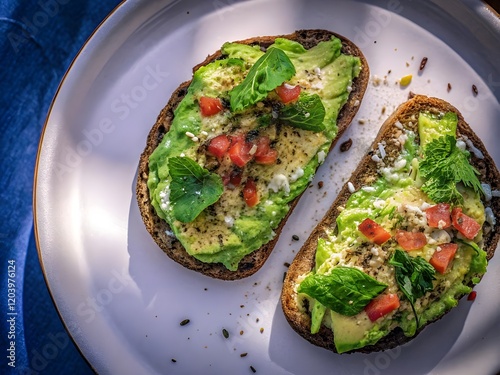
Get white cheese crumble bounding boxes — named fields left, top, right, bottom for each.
left=378, top=143, right=386, bottom=159
left=394, top=121, right=403, bottom=130
left=268, top=174, right=290, bottom=195
left=224, top=216, right=235, bottom=227
left=290, top=167, right=304, bottom=183
left=485, top=207, right=496, bottom=227
left=159, top=186, right=171, bottom=212
left=464, top=137, right=484, bottom=159
left=348, top=181, right=355, bottom=193
left=317, top=150, right=326, bottom=164
left=393, top=158, right=407, bottom=171
left=482, top=183, right=492, bottom=202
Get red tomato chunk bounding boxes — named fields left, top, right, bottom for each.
left=364, top=294, right=400, bottom=322
left=228, top=137, right=254, bottom=168
left=467, top=291, right=477, bottom=301
left=199, top=96, right=223, bottom=116
left=429, top=242, right=458, bottom=274
left=451, top=207, right=481, bottom=240
left=207, top=134, right=230, bottom=160
left=395, top=230, right=427, bottom=251
left=358, top=218, right=391, bottom=245
left=426, top=203, right=451, bottom=229
left=276, top=83, right=301, bottom=103
left=243, top=178, right=259, bottom=207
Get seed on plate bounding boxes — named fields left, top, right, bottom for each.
left=250, top=365, right=257, bottom=373
left=472, top=84, right=478, bottom=96
left=419, top=57, right=428, bottom=71
left=180, top=319, right=190, bottom=326
left=240, top=352, right=248, bottom=358
left=222, top=328, right=229, bottom=339
left=340, top=138, right=353, bottom=152
left=447, top=83, right=452, bottom=92
left=292, top=234, right=300, bottom=241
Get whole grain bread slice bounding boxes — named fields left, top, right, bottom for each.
left=135, top=29, right=369, bottom=280
left=281, top=94, right=500, bottom=353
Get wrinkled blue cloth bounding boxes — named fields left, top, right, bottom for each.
left=1, top=1, right=121, bottom=373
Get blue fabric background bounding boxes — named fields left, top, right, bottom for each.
left=1, top=1, right=121, bottom=373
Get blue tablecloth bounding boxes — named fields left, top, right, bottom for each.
left=1, top=1, right=121, bottom=373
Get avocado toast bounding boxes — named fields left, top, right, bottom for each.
left=281, top=95, right=500, bottom=353
left=136, top=29, right=369, bottom=280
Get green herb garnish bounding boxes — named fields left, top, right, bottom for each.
left=279, top=92, right=326, bottom=132
left=389, top=249, right=436, bottom=329
left=168, top=156, right=224, bottom=223
left=230, top=47, right=295, bottom=112
left=298, top=266, right=387, bottom=316
left=419, top=135, right=483, bottom=204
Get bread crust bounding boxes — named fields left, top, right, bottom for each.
left=281, top=94, right=500, bottom=353
left=136, top=29, right=369, bottom=280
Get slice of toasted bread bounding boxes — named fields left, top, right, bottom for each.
left=136, top=29, right=370, bottom=280
left=281, top=94, right=500, bottom=353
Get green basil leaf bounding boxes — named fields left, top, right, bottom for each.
left=298, top=267, right=387, bottom=316
left=168, top=157, right=223, bottom=223
left=389, top=249, right=436, bottom=328
left=230, top=47, right=295, bottom=112
left=279, top=92, right=326, bottom=132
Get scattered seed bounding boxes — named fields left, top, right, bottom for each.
left=240, top=330, right=244, bottom=335
left=180, top=319, right=190, bottom=326
left=250, top=365, right=257, bottom=373
left=340, top=138, right=353, bottom=152
left=419, top=57, right=428, bottom=71
left=240, top=353, right=248, bottom=357
left=283, top=271, right=287, bottom=282
left=171, top=358, right=177, bottom=363
left=400, top=74, right=412, bottom=86
left=317, top=181, right=324, bottom=189
left=472, top=84, right=478, bottom=96
left=292, top=234, right=300, bottom=241
left=284, top=262, right=290, bottom=267
left=447, top=83, right=452, bottom=92
left=358, top=119, right=366, bottom=125
left=222, top=328, right=229, bottom=339
left=260, top=328, right=264, bottom=333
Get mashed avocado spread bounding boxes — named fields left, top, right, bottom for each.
left=147, top=37, right=361, bottom=270
left=297, top=110, right=490, bottom=353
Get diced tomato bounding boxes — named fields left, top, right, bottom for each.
left=228, top=137, right=253, bottom=168
left=207, top=134, right=230, bottom=159
left=467, top=290, right=477, bottom=301
left=199, top=96, right=223, bottom=116
left=222, top=169, right=243, bottom=188
left=364, top=294, right=400, bottom=322
left=276, top=83, right=301, bottom=103
left=451, top=207, right=481, bottom=240
left=395, top=230, right=427, bottom=251
left=253, top=136, right=278, bottom=164
left=426, top=203, right=452, bottom=229
left=429, top=242, right=458, bottom=274
left=358, top=218, right=391, bottom=245
left=243, top=178, right=259, bottom=207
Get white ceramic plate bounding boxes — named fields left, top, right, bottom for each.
left=34, top=0, right=500, bottom=374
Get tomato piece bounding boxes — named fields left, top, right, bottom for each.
left=222, top=169, right=243, bottom=188
left=228, top=137, right=253, bottom=168
left=243, top=178, right=259, bottom=207
left=253, top=136, right=278, bottom=164
left=207, top=134, right=230, bottom=159
left=451, top=207, right=481, bottom=240
left=364, top=294, right=400, bottom=322
left=426, top=203, right=451, bottom=229
left=358, top=218, right=391, bottom=245
left=199, top=96, right=223, bottom=116
left=255, top=149, right=278, bottom=165
left=467, top=290, right=477, bottom=301
left=276, top=83, right=301, bottom=103
left=429, top=242, right=458, bottom=274
left=395, top=230, right=427, bottom=251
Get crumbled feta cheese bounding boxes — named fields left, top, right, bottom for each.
left=394, top=121, right=403, bottom=130
left=464, top=137, right=484, bottom=159
left=378, top=143, right=386, bottom=159
left=268, top=174, right=290, bottom=194
left=348, top=182, right=355, bottom=193
left=482, top=183, right=492, bottom=202
left=485, top=207, right=496, bottom=227
left=224, top=216, right=235, bottom=227
left=317, top=150, right=326, bottom=164
left=185, top=131, right=195, bottom=138
left=362, top=186, right=376, bottom=193
left=314, top=67, right=321, bottom=76
left=159, top=186, right=171, bottom=212
left=249, top=144, right=258, bottom=155
left=290, top=167, right=304, bottom=183
left=393, top=159, right=407, bottom=171
left=371, top=154, right=382, bottom=163
left=284, top=83, right=296, bottom=90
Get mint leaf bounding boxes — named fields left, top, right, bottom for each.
left=389, top=249, right=435, bottom=328
left=168, top=157, right=223, bottom=223
left=419, top=135, right=483, bottom=204
left=230, top=47, right=295, bottom=112
left=279, top=92, right=326, bottom=132
left=298, top=267, right=387, bottom=316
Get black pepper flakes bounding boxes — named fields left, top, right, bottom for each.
left=171, top=358, right=177, bottom=363
left=447, top=83, right=452, bottom=92
left=180, top=319, right=190, bottom=326
left=240, top=353, right=248, bottom=357
left=222, top=328, right=229, bottom=339
left=250, top=365, right=257, bottom=373
left=339, top=138, right=353, bottom=152
left=419, top=57, right=428, bottom=71
left=472, top=84, right=478, bottom=96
